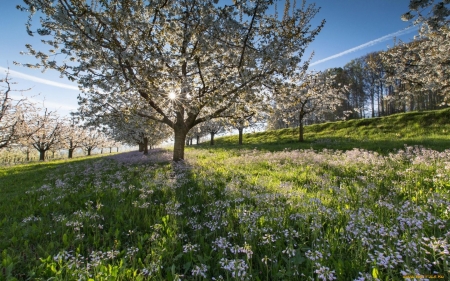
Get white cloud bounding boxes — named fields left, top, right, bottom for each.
left=0, top=66, right=79, bottom=91
left=310, top=26, right=419, bottom=66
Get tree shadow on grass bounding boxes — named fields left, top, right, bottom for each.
left=189, top=136, right=450, bottom=155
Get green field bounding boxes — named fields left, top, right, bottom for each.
left=1, top=109, right=449, bottom=280
left=211, top=108, right=450, bottom=152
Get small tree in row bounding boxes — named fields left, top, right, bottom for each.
left=24, top=109, right=63, bottom=161
left=0, top=71, right=39, bottom=150
left=273, top=70, right=345, bottom=142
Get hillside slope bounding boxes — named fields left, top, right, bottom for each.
left=203, top=108, right=450, bottom=152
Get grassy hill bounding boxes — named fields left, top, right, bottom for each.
left=205, top=108, right=450, bottom=152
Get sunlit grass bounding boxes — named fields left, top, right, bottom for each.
left=2, top=146, right=448, bottom=280
left=207, top=108, right=450, bottom=152
left=1, top=110, right=450, bottom=280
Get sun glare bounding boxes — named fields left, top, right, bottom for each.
left=168, top=92, right=177, bottom=100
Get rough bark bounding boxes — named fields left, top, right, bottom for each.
left=173, top=126, right=187, bottom=161
left=39, top=150, right=45, bottom=161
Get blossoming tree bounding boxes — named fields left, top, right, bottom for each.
left=227, top=110, right=266, bottom=145
left=200, top=119, right=226, bottom=146
left=81, top=127, right=108, bottom=156
left=60, top=115, right=87, bottom=158
left=400, top=0, right=449, bottom=30
left=381, top=0, right=449, bottom=105
left=23, top=109, right=64, bottom=161
left=0, top=71, right=37, bottom=149
left=18, top=0, right=324, bottom=161
left=273, top=70, right=344, bottom=142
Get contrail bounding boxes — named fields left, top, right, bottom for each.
left=0, top=66, right=79, bottom=91
left=310, top=25, right=419, bottom=67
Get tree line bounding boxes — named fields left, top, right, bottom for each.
left=0, top=71, right=128, bottom=161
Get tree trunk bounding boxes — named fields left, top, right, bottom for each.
left=138, top=142, right=144, bottom=152
left=238, top=127, right=243, bottom=145
left=68, top=148, right=74, bottom=159
left=196, top=135, right=200, bottom=145
left=87, top=148, right=92, bottom=156
left=110, top=147, right=112, bottom=153
left=371, top=89, right=375, bottom=118
left=143, top=137, right=149, bottom=155
left=299, top=113, right=304, bottom=142
left=39, top=150, right=46, bottom=161
left=189, top=138, right=193, bottom=146
left=173, top=126, right=187, bottom=161
left=299, top=122, right=304, bottom=142
left=210, top=132, right=215, bottom=145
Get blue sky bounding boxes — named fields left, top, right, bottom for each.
left=0, top=0, right=417, bottom=117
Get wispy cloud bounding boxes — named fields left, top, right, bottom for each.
left=10, top=94, right=78, bottom=111
left=0, top=66, right=79, bottom=91
left=310, top=26, right=419, bottom=67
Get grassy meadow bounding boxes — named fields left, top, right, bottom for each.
left=212, top=108, right=450, bottom=152
left=1, top=109, right=450, bottom=281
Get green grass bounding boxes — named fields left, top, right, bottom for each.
left=205, top=108, right=450, bottom=152
left=1, top=110, right=450, bottom=280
